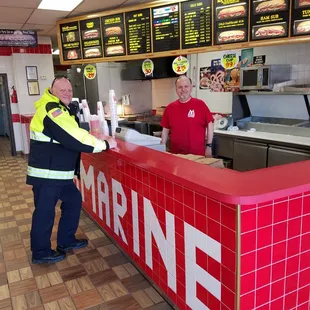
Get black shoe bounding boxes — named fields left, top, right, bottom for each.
left=57, top=239, right=88, bottom=253
left=32, top=250, right=66, bottom=264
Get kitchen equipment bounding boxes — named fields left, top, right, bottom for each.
left=240, top=65, right=291, bottom=91
left=115, top=127, right=166, bottom=152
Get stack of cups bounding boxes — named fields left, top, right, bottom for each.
left=97, top=101, right=109, bottom=136
left=109, top=90, right=118, bottom=137
left=81, top=99, right=91, bottom=123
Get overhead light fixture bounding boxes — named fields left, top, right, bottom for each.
left=38, top=0, right=83, bottom=11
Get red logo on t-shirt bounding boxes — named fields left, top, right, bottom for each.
left=188, top=110, right=195, bottom=118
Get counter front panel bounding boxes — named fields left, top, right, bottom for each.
left=77, top=152, right=237, bottom=310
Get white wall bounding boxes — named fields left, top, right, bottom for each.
left=151, top=78, right=177, bottom=109
left=12, top=53, right=54, bottom=115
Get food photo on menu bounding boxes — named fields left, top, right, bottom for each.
left=199, top=67, right=211, bottom=89
left=104, top=26, right=123, bottom=36
left=294, top=20, right=310, bottom=34
left=106, top=45, right=124, bottom=56
left=296, top=0, right=310, bottom=8
left=84, top=47, right=102, bottom=58
left=252, top=22, right=287, bottom=39
left=83, top=29, right=100, bottom=39
left=216, top=3, right=247, bottom=20
left=217, top=29, right=246, bottom=43
left=66, top=49, right=78, bottom=60
left=253, top=0, right=287, bottom=14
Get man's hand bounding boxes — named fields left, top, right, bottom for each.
left=106, top=137, right=117, bottom=149
left=205, top=146, right=212, bottom=158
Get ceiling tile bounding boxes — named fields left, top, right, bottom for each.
left=27, top=9, right=68, bottom=25
left=72, top=0, right=125, bottom=13
left=0, top=0, right=41, bottom=9
left=0, top=22, right=24, bottom=29
left=0, top=7, right=33, bottom=23
left=22, top=23, right=55, bottom=33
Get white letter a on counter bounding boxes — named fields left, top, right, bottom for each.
left=97, top=172, right=110, bottom=227
left=80, top=162, right=96, bottom=214
left=144, top=198, right=176, bottom=292
left=112, top=179, right=128, bottom=245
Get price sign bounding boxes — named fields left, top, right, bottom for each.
left=142, top=59, right=154, bottom=76
left=172, top=56, right=189, bottom=75
left=221, top=53, right=237, bottom=70
left=84, top=64, right=97, bottom=80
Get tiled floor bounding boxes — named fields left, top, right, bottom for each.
left=0, top=137, right=173, bottom=310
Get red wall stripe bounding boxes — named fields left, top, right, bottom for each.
left=12, top=114, right=20, bottom=123
left=0, top=44, right=51, bottom=56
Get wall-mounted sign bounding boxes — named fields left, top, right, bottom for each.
left=250, top=0, right=290, bottom=40
left=152, top=4, right=180, bottom=52
left=80, top=18, right=103, bottom=59
left=84, top=65, right=97, bottom=80
left=60, top=22, right=82, bottom=60
left=214, top=0, right=249, bottom=45
left=172, top=56, right=189, bottom=75
left=291, top=0, right=310, bottom=36
left=0, top=30, right=37, bottom=47
left=253, top=55, right=266, bottom=65
left=221, top=52, right=238, bottom=70
left=142, top=59, right=154, bottom=76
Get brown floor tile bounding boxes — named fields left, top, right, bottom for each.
left=72, top=289, right=103, bottom=310
left=25, top=291, right=42, bottom=308
left=75, top=250, right=102, bottom=264
left=59, top=265, right=87, bottom=282
left=0, top=298, right=11, bottom=309
left=101, top=294, right=141, bottom=310
left=39, top=283, right=69, bottom=304
left=103, top=253, right=128, bottom=268
left=88, top=270, right=118, bottom=287
left=90, top=238, right=111, bottom=248
left=132, top=290, right=154, bottom=308
left=121, top=275, right=151, bottom=293
left=11, top=295, right=27, bottom=310
left=9, top=278, right=37, bottom=297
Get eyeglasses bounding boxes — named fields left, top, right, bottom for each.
left=51, top=76, right=70, bottom=88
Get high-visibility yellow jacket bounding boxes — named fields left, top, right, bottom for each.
left=27, top=88, right=109, bottom=185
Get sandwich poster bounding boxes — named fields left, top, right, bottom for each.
left=213, top=0, right=249, bottom=45
left=60, top=22, right=82, bottom=61
left=250, top=0, right=290, bottom=40
left=102, top=14, right=126, bottom=57
left=80, top=18, right=103, bottom=59
left=0, top=30, right=37, bottom=47
left=291, top=0, right=310, bottom=36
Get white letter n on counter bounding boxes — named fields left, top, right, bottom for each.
left=144, top=198, right=177, bottom=292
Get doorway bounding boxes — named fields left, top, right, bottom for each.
left=0, top=74, right=16, bottom=156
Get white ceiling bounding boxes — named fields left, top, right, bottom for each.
left=0, top=0, right=152, bottom=49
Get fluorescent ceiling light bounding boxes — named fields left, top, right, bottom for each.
left=38, top=0, right=83, bottom=11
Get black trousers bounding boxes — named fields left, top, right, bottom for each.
left=30, top=182, right=82, bottom=259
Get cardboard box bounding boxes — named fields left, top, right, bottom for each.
left=171, top=153, right=225, bottom=169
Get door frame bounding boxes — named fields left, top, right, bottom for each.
left=0, top=74, right=17, bottom=156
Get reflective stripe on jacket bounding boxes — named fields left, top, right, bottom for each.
left=27, top=88, right=109, bottom=185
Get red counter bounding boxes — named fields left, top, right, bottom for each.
left=76, top=139, right=310, bottom=310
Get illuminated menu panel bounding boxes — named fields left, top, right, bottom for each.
left=60, top=22, right=82, bottom=60
left=102, top=14, right=126, bottom=57
left=214, top=0, right=249, bottom=45
left=80, top=18, right=103, bottom=59
left=291, top=0, right=310, bottom=36
left=125, top=9, right=151, bottom=55
left=182, top=0, right=212, bottom=48
left=251, top=0, right=289, bottom=40
left=152, top=4, right=180, bottom=52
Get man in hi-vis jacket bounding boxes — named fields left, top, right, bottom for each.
left=27, top=77, right=117, bottom=264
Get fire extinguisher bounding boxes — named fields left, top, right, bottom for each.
left=11, top=86, right=18, bottom=103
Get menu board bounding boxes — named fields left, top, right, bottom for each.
left=80, top=18, right=103, bottom=59
left=152, top=4, right=180, bottom=52
left=181, top=0, right=212, bottom=48
left=60, top=22, right=82, bottom=61
left=213, top=0, right=249, bottom=45
left=102, top=14, right=126, bottom=57
left=251, top=0, right=290, bottom=40
left=291, top=0, right=310, bottom=36
left=125, top=9, right=151, bottom=55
